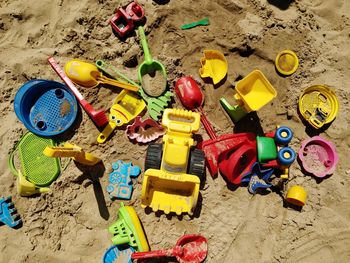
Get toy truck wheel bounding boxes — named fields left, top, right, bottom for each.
left=277, top=147, right=296, bottom=166
left=145, top=143, right=163, bottom=170
left=188, top=148, right=206, bottom=181
left=275, top=126, right=293, bottom=145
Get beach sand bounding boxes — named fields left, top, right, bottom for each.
left=0, top=0, right=350, bottom=262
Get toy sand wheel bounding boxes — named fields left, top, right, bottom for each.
left=145, top=143, right=163, bottom=170
left=188, top=148, right=206, bottom=182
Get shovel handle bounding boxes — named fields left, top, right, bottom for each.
left=198, top=107, right=217, bottom=139
left=97, top=121, right=118, bottom=144
left=98, top=76, right=139, bottom=92
left=138, top=26, right=152, bottom=63
left=132, top=248, right=175, bottom=260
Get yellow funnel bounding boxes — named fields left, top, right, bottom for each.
left=17, top=171, right=50, bottom=197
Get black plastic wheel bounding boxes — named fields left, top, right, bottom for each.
left=145, top=143, right=163, bottom=171
left=188, top=148, right=206, bottom=182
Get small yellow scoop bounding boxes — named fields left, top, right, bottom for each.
left=43, top=142, right=101, bottom=166
left=199, top=50, right=228, bottom=85
left=64, top=59, right=139, bottom=92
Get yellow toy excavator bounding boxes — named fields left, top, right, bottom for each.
left=141, top=108, right=206, bottom=215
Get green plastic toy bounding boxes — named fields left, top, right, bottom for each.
left=8, top=132, right=61, bottom=187
left=137, top=26, right=167, bottom=97
left=257, top=136, right=277, bottom=163
left=108, top=202, right=149, bottom=252
left=95, top=60, right=172, bottom=120
left=180, top=18, right=210, bottom=30
left=220, top=100, right=248, bottom=122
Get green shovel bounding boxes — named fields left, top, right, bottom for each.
left=137, top=26, right=167, bottom=97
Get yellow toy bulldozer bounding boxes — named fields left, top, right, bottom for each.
left=141, top=108, right=206, bottom=215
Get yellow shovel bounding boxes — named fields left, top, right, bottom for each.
left=65, top=59, right=139, bottom=92
left=43, top=142, right=101, bottom=166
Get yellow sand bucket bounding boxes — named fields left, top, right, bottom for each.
left=235, top=70, right=277, bottom=112
left=199, top=50, right=228, bottom=85
left=298, top=85, right=339, bottom=129
left=286, top=185, right=307, bottom=207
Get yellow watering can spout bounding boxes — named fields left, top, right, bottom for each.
left=17, top=171, right=50, bottom=197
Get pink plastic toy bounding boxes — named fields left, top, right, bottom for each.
left=298, top=136, right=339, bottom=178
left=126, top=116, right=164, bottom=143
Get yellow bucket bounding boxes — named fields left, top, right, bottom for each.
left=286, top=185, right=307, bottom=207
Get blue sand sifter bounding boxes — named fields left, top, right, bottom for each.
left=14, top=79, right=78, bottom=137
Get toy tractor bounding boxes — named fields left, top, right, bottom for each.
left=141, top=108, right=206, bottom=215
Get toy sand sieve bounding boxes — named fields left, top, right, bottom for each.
left=14, top=79, right=78, bottom=137
left=298, top=85, right=339, bottom=129
left=8, top=132, right=61, bottom=187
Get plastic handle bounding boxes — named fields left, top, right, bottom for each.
left=138, top=26, right=152, bottom=63
left=97, top=121, right=118, bottom=143
left=132, top=248, right=175, bottom=259
left=98, top=76, right=139, bottom=91
left=198, top=106, right=217, bottom=139
left=47, top=57, right=84, bottom=101
left=96, top=60, right=141, bottom=87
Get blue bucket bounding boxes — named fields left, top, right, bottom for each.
left=14, top=79, right=78, bottom=137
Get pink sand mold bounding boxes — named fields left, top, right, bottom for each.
left=126, top=116, right=164, bottom=143
left=298, top=136, right=339, bottom=178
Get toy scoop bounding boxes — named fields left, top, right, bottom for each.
left=131, top=234, right=208, bottom=263
left=199, top=50, right=228, bottom=85
left=137, top=26, right=167, bottom=97
left=65, top=59, right=139, bottom=92
left=181, top=18, right=209, bottom=30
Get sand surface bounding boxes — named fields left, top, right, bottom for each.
left=1, top=0, right=350, bottom=262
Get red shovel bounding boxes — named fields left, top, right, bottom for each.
left=131, top=234, right=208, bottom=263
left=175, top=76, right=217, bottom=139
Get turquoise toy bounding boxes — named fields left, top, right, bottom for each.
left=106, top=160, right=141, bottom=200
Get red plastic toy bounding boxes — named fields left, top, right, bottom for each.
left=132, top=234, right=207, bottom=263
left=175, top=76, right=257, bottom=184
left=110, top=1, right=145, bottom=38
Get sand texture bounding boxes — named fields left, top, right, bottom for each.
left=1, top=0, right=350, bottom=262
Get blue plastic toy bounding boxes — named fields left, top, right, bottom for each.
left=106, top=160, right=141, bottom=200
left=14, top=79, right=78, bottom=137
left=103, top=245, right=135, bottom=263
left=241, top=162, right=274, bottom=194
left=0, top=196, right=22, bottom=228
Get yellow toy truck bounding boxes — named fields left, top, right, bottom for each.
left=141, top=108, right=206, bottom=215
